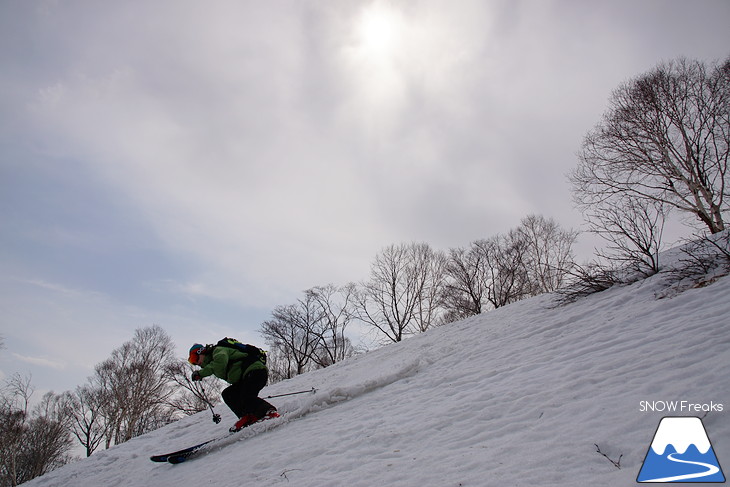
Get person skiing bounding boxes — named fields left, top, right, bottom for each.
left=189, top=340, right=279, bottom=432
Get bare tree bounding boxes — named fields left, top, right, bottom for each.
left=0, top=374, right=31, bottom=487
left=63, top=385, right=105, bottom=457
left=411, top=246, right=448, bottom=332
left=442, top=245, right=488, bottom=320
left=474, top=232, right=532, bottom=309
left=572, top=56, right=730, bottom=235
left=355, top=243, right=412, bottom=343
left=354, top=243, right=446, bottom=342
left=517, top=214, right=579, bottom=293
left=262, top=347, right=299, bottom=384
left=0, top=376, right=72, bottom=487
left=307, top=284, right=357, bottom=367
left=24, top=392, right=73, bottom=478
left=585, top=196, right=669, bottom=276
left=259, top=284, right=361, bottom=379
left=92, top=325, right=176, bottom=447
left=261, top=296, right=323, bottom=379
left=443, top=216, right=578, bottom=318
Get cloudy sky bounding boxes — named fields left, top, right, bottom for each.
left=1, top=0, right=728, bottom=396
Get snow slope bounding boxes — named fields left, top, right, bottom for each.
left=23, top=248, right=730, bottom=487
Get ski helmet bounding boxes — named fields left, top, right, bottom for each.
left=188, top=343, right=204, bottom=364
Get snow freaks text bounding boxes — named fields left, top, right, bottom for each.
left=639, top=400, right=724, bottom=413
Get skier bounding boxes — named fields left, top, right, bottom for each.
left=189, top=341, right=279, bottom=432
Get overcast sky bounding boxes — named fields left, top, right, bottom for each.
left=1, top=0, right=729, bottom=396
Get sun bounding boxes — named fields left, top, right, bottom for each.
left=356, top=3, right=403, bottom=58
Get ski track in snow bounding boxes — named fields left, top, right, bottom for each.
left=21, top=241, right=730, bottom=487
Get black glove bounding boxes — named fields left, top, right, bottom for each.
left=191, top=371, right=202, bottom=382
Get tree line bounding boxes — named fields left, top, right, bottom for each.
left=1, top=54, right=727, bottom=486
left=261, top=214, right=579, bottom=380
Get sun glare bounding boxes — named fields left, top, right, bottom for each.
left=357, top=3, right=402, bottom=57
left=343, top=1, right=464, bottom=133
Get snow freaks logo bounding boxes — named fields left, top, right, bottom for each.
left=637, top=416, right=725, bottom=483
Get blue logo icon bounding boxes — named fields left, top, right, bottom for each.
left=637, top=416, right=725, bottom=483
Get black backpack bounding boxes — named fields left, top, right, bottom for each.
left=215, top=337, right=267, bottom=365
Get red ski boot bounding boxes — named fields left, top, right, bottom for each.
left=230, top=414, right=258, bottom=432
left=264, top=408, right=280, bottom=420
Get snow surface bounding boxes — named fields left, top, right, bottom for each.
left=23, top=245, right=730, bottom=487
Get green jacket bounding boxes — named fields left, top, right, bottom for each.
left=198, top=345, right=266, bottom=384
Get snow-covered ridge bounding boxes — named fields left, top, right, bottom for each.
left=22, top=240, right=730, bottom=487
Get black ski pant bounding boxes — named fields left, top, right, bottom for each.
left=221, top=368, right=275, bottom=419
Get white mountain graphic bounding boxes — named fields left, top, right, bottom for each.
left=650, top=417, right=711, bottom=455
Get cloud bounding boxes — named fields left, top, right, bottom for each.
left=11, top=353, right=66, bottom=370
left=17, top=0, right=730, bottom=303
left=22, top=3, right=489, bottom=303
left=20, top=278, right=107, bottom=299
left=2, top=0, right=729, bottom=395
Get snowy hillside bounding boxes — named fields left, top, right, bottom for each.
left=23, top=247, right=729, bottom=487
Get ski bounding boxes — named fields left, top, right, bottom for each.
left=150, top=436, right=225, bottom=463
left=166, top=443, right=212, bottom=464
left=150, top=412, right=283, bottom=464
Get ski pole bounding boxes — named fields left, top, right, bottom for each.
left=264, top=387, right=317, bottom=399
left=199, top=382, right=222, bottom=424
